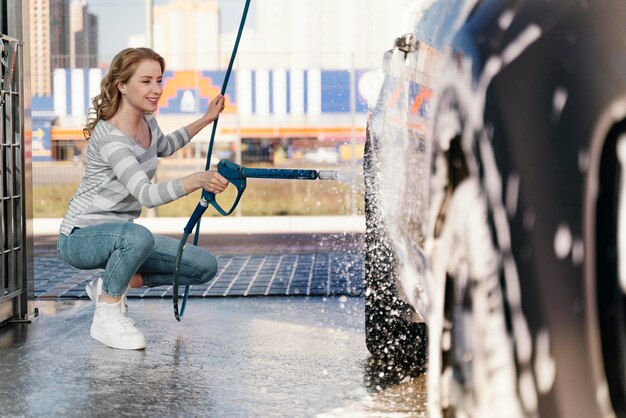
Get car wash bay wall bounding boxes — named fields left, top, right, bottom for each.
left=0, top=0, right=35, bottom=326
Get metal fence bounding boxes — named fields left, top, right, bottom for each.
left=0, top=8, right=36, bottom=326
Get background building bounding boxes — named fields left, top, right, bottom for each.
left=50, top=0, right=70, bottom=69
left=236, top=0, right=417, bottom=70
left=32, top=0, right=422, bottom=163
left=69, top=0, right=98, bottom=68
left=29, top=0, right=52, bottom=96
left=31, top=0, right=98, bottom=95
left=31, top=0, right=98, bottom=160
left=153, top=0, right=220, bottom=70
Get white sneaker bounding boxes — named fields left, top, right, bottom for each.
left=86, top=277, right=131, bottom=314
left=90, top=300, right=146, bottom=350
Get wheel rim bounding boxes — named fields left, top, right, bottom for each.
left=431, top=93, right=527, bottom=416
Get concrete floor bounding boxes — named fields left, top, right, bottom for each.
left=0, top=297, right=427, bottom=417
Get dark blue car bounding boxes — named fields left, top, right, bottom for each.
left=364, top=0, right=626, bottom=416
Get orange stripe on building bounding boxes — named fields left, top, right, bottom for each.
left=221, top=126, right=366, bottom=138
left=52, top=126, right=366, bottom=141
left=51, top=128, right=87, bottom=140
left=159, top=71, right=237, bottom=113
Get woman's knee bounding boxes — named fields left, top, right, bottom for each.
left=196, top=254, right=218, bottom=284
left=120, top=223, right=154, bottom=257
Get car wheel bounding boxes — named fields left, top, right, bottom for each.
left=363, top=122, right=428, bottom=379
left=428, top=90, right=527, bottom=418
left=594, top=126, right=626, bottom=415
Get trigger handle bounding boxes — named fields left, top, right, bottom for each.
left=203, top=177, right=246, bottom=217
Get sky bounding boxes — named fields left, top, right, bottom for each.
left=87, top=0, right=254, bottom=62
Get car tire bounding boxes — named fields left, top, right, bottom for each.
left=594, top=125, right=626, bottom=415
left=363, top=122, right=428, bottom=379
left=427, top=89, right=528, bottom=418
left=435, top=178, right=524, bottom=418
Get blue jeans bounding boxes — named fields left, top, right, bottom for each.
left=57, top=222, right=218, bottom=297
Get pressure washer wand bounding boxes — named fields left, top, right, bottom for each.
left=174, top=158, right=342, bottom=320
left=184, top=160, right=338, bottom=227
left=173, top=0, right=251, bottom=321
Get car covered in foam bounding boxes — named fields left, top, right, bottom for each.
left=364, top=0, right=626, bottom=416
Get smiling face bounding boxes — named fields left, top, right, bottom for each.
left=119, top=59, right=163, bottom=113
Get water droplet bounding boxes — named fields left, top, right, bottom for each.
left=554, top=224, right=572, bottom=259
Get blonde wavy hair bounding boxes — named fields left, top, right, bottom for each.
left=84, top=47, right=165, bottom=138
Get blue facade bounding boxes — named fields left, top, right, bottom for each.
left=44, top=68, right=377, bottom=118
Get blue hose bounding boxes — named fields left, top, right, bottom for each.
left=173, top=0, right=251, bottom=321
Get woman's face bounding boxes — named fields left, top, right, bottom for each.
left=120, top=59, right=163, bottom=113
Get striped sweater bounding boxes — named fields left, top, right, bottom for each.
left=59, top=114, right=190, bottom=236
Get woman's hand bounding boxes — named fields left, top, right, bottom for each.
left=183, top=94, right=226, bottom=138
left=204, top=94, right=226, bottom=123
left=199, top=170, right=229, bottom=194
left=181, top=170, right=229, bottom=195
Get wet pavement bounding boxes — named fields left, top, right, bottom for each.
left=0, top=232, right=428, bottom=417
left=0, top=298, right=427, bottom=417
